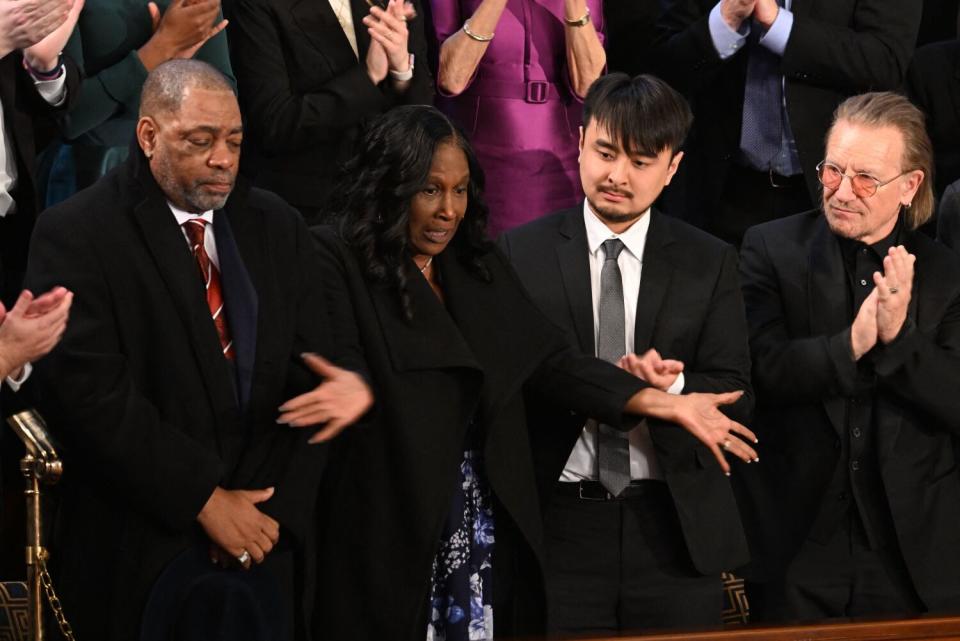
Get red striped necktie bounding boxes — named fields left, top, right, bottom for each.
left=182, top=218, right=235, bottom=361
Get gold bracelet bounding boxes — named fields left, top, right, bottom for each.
left=564, top=6, right=590, bottom=27
left=462, top=19, right=494, bottom=41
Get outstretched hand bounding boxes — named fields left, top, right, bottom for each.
left=277, top=353, right=373, bottom=443
left=669, top=391, right=758, bottom=474
left=627, top=387, right=757, bottom=475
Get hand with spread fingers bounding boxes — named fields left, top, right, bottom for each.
left=197, top=487, right=280, bottom=570
left=277, top=353, right=373, bottom=443
left=626, top=388, right=758, bottom=475
left=874, top=245, right=915, bottom=343
left=618, top=349, right=684, bottom=392
left=668, top=391, right=759, bottom=474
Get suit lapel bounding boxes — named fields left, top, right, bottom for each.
left=555, top=208, right=595, bottom=354
left=950, top=48, right=960, bottom=135
left=350, top=0, right=372, bottom=59
left=788, top=0, right=810, bottom=18
left=634, top=211, right=675, bottom=352
left=215, top=193, right=259, bottom=411
left=808, top=218, right=848, bottom=436
left=290, top=0, right=362, bottom=70
left=128, top=162, right=239, bottom=424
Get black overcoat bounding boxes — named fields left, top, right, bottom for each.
left=311, top=228, right=646, bottom=640
left=23, top=151, right=361, bottom=639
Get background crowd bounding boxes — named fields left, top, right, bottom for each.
left=2, top=0, right=960, bottom=639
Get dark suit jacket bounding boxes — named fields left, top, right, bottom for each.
left=311, top=227, right=646, bottom=640
left=907, top=39, right=960, bottom=200
left=652, top=0, right=921, bottom=228
left=23, top=150, right=362, bottom=640
left=0, top=53, right=80, bottom=302
left=740, top=210, right=960, bottom=608
left=226, top=0, right=433, bottom=219
left=500, top=205, right=753, bottom=575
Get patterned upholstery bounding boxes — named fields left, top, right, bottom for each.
left=721, top=572, right=749, bottom=626
left=0, top=582, right=27, bottom=641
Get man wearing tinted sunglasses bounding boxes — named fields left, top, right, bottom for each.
left=738, top=91, right=960, bottom=622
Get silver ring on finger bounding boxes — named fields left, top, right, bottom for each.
left=722, top=439, right=731, bottom=451
left=237, top=550, right=251, bottom=565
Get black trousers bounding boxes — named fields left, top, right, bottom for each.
left=543, top=480, right=722, bottom=637
left=711, top=164, right=813, bottom=248
left=757, top=514, right=923, bottom=623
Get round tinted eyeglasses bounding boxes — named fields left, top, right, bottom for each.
left=816, top=160, right=907, bottom=198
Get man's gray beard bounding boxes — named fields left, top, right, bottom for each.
left=586, top=197, right=645, bottom=224
left=182, top=189, right=231, bottom=212
left=152, top=155, right=233, bottom=213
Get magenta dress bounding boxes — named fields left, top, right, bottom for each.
left=431, top=0, right=604, bottom=237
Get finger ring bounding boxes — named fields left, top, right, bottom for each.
left=889, top=287, right=899, bottom=294
left=722, top=439, right=731, bottom=451
left=237, top=550, right=251, bottom=565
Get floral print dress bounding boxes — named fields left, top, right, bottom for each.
left=426, top=449, right=495, bottom=641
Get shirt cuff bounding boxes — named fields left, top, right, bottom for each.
left=758, top=7, right=793, bottom=56
left=5, top=362, right=32, bottom=392
left=34, top=72, right=67, bottom=107
left=709, top=2, right=749, bottom=60
left=666, top=372, right=685, bottom=395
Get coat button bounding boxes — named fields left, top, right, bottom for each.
left=851, top=460, right=860, bottom=472
left=852, top=427, right=862, bottom=438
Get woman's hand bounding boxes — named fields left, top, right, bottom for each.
left=277, top=353, right=374, bottom=443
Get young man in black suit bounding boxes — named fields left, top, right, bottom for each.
left=24, top=60, right=373, bottom=640
left=500, top=73, right=755, bottom=636
left=740, top=91, right=960, bottom=621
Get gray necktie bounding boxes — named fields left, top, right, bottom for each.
left=597, top=239, right=631, bottom=497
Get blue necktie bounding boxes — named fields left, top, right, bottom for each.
left=740, top=0, right=786, bottom=172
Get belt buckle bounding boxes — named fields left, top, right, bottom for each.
left=769, top=168, right=791, bottom=188
left=525, top=81, right=549, bottom=104
left=578, top=482, right=612, bottom=501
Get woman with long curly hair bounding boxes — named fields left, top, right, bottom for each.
left=305, top=105, right=755, bottom=640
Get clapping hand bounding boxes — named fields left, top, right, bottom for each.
left=138, top=0, right=228, bottom=71
left=0, top=0, right=72, bottom=57
left=21, top=0, right=83, bottom=72
left=874, top=245, right=915, bottom=344
left=0, top=287, right=73, bottom=381
left=362, top=0, right=413, bottom=84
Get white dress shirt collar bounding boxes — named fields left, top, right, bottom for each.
left=168, top=203, right=214, bottom=227
left=583, top=200, right=651, bottom=262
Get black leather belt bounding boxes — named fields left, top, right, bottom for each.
left=554, top=480, right=665, bottom=501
